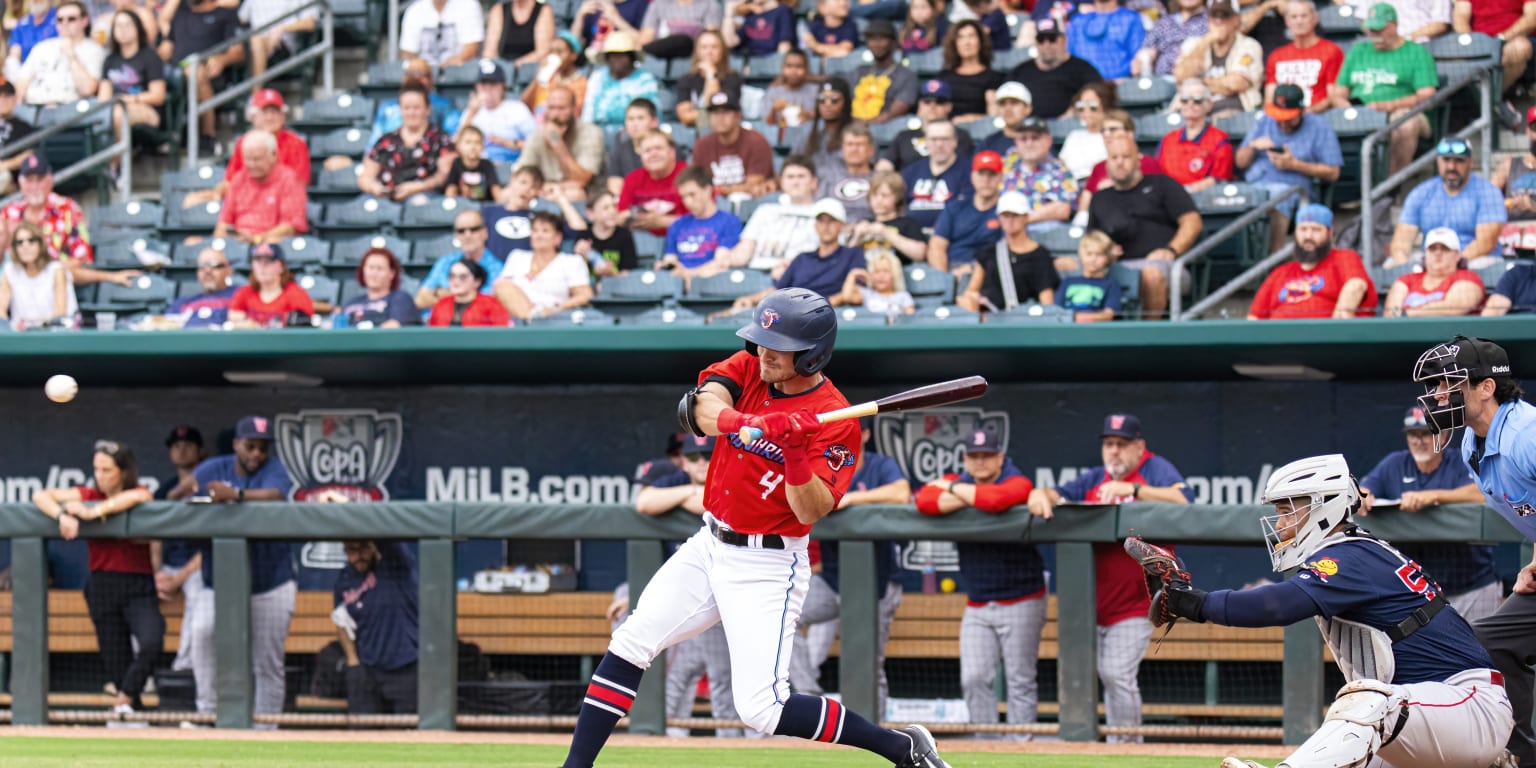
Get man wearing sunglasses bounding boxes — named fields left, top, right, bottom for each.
left=878, top=79, right=976, bottom=173
left=1171, top=0, right=1263, bottom=116
left=416, top=209, right=504, bottom=309
left=12, top=0, right=104, bottom=106
left=1329, top=3, right=1437, bottom=175
left=1388, top=138, right=1507, bottom=268
left=166, top=248, right=239, bottom=328
left=1009, top=19, right=1103, bottom=119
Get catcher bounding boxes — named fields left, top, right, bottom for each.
left=1127, top=453, right=1515, bottom=768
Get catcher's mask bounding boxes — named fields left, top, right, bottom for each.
left=1259, top=454, right=1360, bottom=572
left=1411, top=335, right=1514, bottom=452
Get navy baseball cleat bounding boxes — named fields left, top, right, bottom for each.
left=896, top=724, right=951, bottom=768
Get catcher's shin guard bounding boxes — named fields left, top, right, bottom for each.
left=1275, top=680, right=1406, bottom=768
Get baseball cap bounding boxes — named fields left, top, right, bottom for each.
left=962, top=427, right=1003, bottom=455
left=1035, top=18, right=1063, bottom=37
left=1402, top=405, right=1432, bottom=433
left=1295, top=203, right=1333, bottom=228
left=18, top=154, right=51, bottom=177
left=864, top=18, right=897, bottom=37
left=1365, top=2, right=1396, bottom=30
left=706, top=90, right=741, bottom=111
left=813, top=198, right=848, bottom=222
left=1266, top=84, right=1305, bottom=122
left=680, top=434, right=716, bottom=457
left=250, top=242, right=286, bottom=262
left=235, top=416, right=273, bottom=441
left=996, top=81, right=1033, bottom=104
left=1102, top=413, right=1143, bottom=440
left=1444, top=335, right=1514, bottom=380
left=972, top=150, right=1004, bottom=173
left=1527, top=105, right=1536, bottom=125
left=476, top=58, right=507, bottom=84
left=250, top=88, right=285, bottom=110
left=997, top=191, right=1031, bottom=216
left=1018, top=116, right=1050, bottom=133
left=919, top=79, right=953, bottom=102
left=165, top=425, right=204, bottom=447
left=1208, top=0, right=1239, bottom=17
left=1424, top=226, right=1461, bottom=251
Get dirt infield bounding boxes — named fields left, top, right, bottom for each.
left=0, top=726, right=1291, bottom=759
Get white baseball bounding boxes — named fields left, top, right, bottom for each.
left=44, top=374, right=78, bottom=403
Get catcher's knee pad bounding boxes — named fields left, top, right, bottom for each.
left=1277, top=680, right=1406, bottom=768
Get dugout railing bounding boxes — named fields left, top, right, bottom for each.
left=0, top=501, right=1525, bottom=744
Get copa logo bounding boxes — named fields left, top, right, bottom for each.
left=874, top=407, right=1009, bottom=485
left=275, top=409, right=404, bottom=501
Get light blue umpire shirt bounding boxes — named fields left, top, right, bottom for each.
left=1463, top=398, right=1536, bottom=540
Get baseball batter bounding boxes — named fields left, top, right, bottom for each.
left=561, top=287, right=949, bottom=768
left=1142, top=454, right=1513, bottom=768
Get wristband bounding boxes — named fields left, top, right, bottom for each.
left=785, top=449, right=814, bottom=486
left=1132, top=483, right=1142, bottom=499
left=716, top=408, right=748, bottom=436
left=237, top=488, right=245, bottom=503
left=948, top=481, right=960, bottom=496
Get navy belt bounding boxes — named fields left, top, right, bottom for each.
left=708, top=517, right=784, bottom=549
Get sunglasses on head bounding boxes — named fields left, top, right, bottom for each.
left=94, top=439, right=122, bottom=456
left=1437, top=139, right=1470, bottom=157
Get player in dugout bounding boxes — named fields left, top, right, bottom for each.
left=561, top=287, right=950, bottom=768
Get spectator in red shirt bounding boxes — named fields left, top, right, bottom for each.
left=1453, top=0, right=1535, bottom=92
left=1026, top=413, right=1194, bottom=743
left=1384, top=227, right=1487, bottom=316
left=1, top=155, right=138, bottom=286
left=428, top=257, right=513, bottom=326
left=618, top=128, right=685, bottom=236
left=1248, top=203, right=1376, bottom=319
left=1264, top=0, right=1344, bottom=113
left=914, top=426, right=1046, bottom=736
left=183, top=89, right=312, bottom=209
left=229, top=243, right=316, bottom=327
left=213, top=129, right=309, bottom=244
left=1156, top=79, right=1233, bottom=193
left=32, top=439, right=161, bottom=718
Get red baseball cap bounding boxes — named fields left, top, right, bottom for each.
left=972, top=150, right=1003, bottom=173
left=1526, top=105, right=1536, bottom=125
left=250, top=89, right=286, bottom=110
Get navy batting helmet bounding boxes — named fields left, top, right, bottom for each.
left=736, top=288, right=837, bottom=376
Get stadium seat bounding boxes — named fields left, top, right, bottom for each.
left=173, top=238, right=250, bottom=269
left=1476, top=260, right=1516, bottom=289
left=330, top=233, right=414, bottom=266
left=1212, top=110, right=1258, bottom=144
left=534, top=307, right=615, bottom=326
left=93, top=200, right=163, bottom=232
left=633, top=231, right=667, bottom=260
left=893, top=305, right=980, bottom=324
left=1033, top=225, right=1084, bottom=256
left=834, top=305, right=892, bottom=326
left=823, top=50, right=871, bottom=77
left=175, top=278, right=204, bottom=299
left=1369, top=261, right=1419, bottom=294
left=297, top=274, right=341, bottom=306
left=512, top=61, right=541, bottom=88
left=904, top=264, right=956, bottom=304
left=984, top=303, right=1074, bottom=324
left=1117, top=78, right=1176, bottom=116
left=310, top=127, right=372, bottom=160
left=360, top=61, right=407, bottom=100
left=319, top=196, right=402, bottom=239
left=291, top=93, right=376, bottom=133
left=906, top=49, right=943, bottom=79
left=681, top=269, right=774, bottom=315
left=993, top=45, right=1032, bottom=72
left=592, top=270, right=684, bottom=319
left=621, top=303, right=707, bottom=326
left=871, top=118, right=913, bottom=149
left=310, top=165, right=363, bottom=203
left=776, top=123, right=812, bottom=154
left=95, top=235, right=171, bottom=270
left=1135, top=112, right=1183, bottom=151
left=1317, top=4, right=1361, bottom=42
left=736, top=194, right=779, bottom=223
left=162, top=198, right=225, bottom=235
left=640, top=57, right=671, bottom=85
left=1428, top=31, right=1501, bottom=63
left=159, top=163, right=225, bottom=194
left=661, top=122, right=696, bottom=148
left=87, top=273, right=177, bottom=312
left=742, top=53, right=787, bottom=85
left=398, top=195, right=469, bottom=237
left=410, top=233, right=460, bottom=266
left=963, top=116, right=1005, bottom=143
left=273, top=236, right=331, bottom=269
left=1047, top=116, right=1081, bottom=141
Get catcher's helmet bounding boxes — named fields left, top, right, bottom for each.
left=1411, top=335, right=1513, bottom=451
left=736, top=288, right=838, bottom=376
left=1258, top=454, right=1360, bottom=572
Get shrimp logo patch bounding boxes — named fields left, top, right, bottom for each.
left=760, top=307, right=780, bottom=328
left=824, top=444, right=855, bottom=471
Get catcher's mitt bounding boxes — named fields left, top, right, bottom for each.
left=1124, top=533, right=1205, bottom=641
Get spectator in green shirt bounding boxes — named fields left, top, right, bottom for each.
left=1328, top=3, right=1438, bottom=176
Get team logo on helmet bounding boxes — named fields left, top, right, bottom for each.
left=824, top=444, right=855, bottom=471
left=760, top=307, right=780, bottom=329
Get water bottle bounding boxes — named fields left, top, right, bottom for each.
left=921, top=558, right=937, bottom=594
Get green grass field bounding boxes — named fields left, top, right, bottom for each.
left=0, top=737, right=1255, bottom=767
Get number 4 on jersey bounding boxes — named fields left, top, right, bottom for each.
left=759, top=470, right=784, bottom=499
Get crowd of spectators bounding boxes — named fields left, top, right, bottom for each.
left=4, top=0, right=1536, bottom=335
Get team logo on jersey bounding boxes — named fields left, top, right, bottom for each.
left=275, top=409, right=404, bottom=502
left=1304, top=557, right=1339, bottom=582
left=760, top=307, right=780, bottom=329
left=1511, top=498, right=1536, bottom=517
left=824, top=444, right=855, bottom=471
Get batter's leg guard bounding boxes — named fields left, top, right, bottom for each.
left=563, top=653, right=645, bottom=768
left=1274, top=679, right=1406, bottom=768
left=772, top=692, right=914, bottom=764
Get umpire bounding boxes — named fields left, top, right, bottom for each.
left=1413, top=335, right=1536, bottom=763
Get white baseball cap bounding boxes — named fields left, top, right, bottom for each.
left=997, top=191, right=1031, bottom=216
left=813, top=198, right=848, bottom=222
left=996, top=82, right=1032, bottom=105
left=1424, top=226, right=1461, bottom=251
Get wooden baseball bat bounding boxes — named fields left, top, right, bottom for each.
left=737, top=376, right=989, bottom=445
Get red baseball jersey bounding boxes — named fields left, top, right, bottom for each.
left=697, top=350, right=861, bottom=537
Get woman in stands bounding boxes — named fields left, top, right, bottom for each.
left=521, top=31, right=588, bottom=120
left=98, top=8, right=165, bottom=135
left=800, top=78, right=853, bottom=169
left=900, top=0, right=947, bottom=53
left=335, top=247, right=421, bottom=328
left=32, top=439, right=162, bottom=720
left=493, top=210, right=594, bottom=321
left=429, top=257, right=512, bottom=326
left=484, top=0, right=557, bottom=65
left=228, top=243, right=315, bottom=328
left=0, top=220, right=77, bottom=329
left=1383, top=228, right=1487, bottom=317
left=358, top=82, right=457, bottom=202
left=1058, top=81, right=1118, bottom=182
left=940, top=19, right=1002, bottom=123
left=673, top=30, right=742, bottom=128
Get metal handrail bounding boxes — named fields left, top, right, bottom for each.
left=1168, top=184, right=1303, bottom=320
left=1359, top=70, right=1493, bottom=266
left=1177, top=242, right=1296, bottom=321
left=388, top=0, right=400, bottom=62
left=182, top=0, right=335, bottom=162
left=0, top=98, right=133, bottom=205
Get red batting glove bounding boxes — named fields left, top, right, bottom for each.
left=716, top=408, right=748, bottom=436
left=751, top=412, right=796, bottom=442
